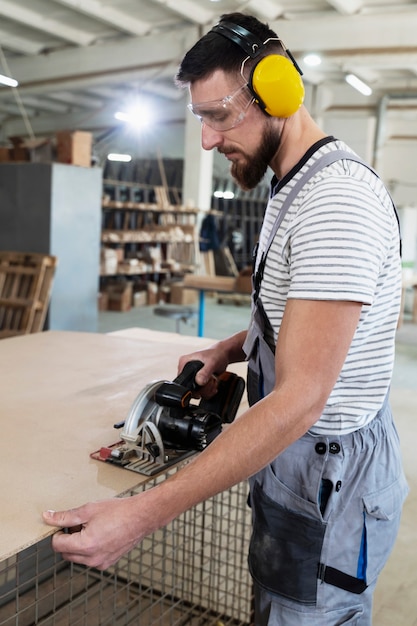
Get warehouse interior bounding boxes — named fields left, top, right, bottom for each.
left=0, top=1, right=417, bottom=624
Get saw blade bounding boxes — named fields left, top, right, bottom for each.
left=121, top=380, right=168, bottom=444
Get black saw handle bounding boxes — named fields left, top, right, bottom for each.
left=154, top=360, right=204, bottom=409
left=173, top=360, right=204, bottom=391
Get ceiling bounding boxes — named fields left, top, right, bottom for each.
left=1, top=0, right=417, bottom=161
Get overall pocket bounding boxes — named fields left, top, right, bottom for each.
left=360, top=472, right=409, bottom=585
left=267, top=599, right=364, bottom=625
left=248, top=480, right=326, bottom=605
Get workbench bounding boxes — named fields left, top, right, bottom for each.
left=183, top=274, right=251, bottom=336
left=0, top=329, right=251, bottom=625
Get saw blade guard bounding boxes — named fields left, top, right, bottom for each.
left=121, top=380, right=167, bottom=444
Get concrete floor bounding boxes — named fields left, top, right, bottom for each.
left=99, top=297, right=417, bottom=624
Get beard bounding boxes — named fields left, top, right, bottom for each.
left=227, top=120, right=281, bottom=191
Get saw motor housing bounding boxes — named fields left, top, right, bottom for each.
left=92, top=361, right=245, bottom=476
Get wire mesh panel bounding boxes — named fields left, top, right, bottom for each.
left=0, top=468, right=252, bottom=626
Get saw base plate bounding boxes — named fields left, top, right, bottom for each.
left=90, top=441, right=195, bottom=477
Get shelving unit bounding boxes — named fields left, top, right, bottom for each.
left=101, top=179, right=200, bottom=282
left=212, top=187, right=267, bottom=270
left=99, top=166, right=268, bottom=313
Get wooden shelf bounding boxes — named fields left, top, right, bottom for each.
left=102, top=199, right=198, bottom=214
left=101, top=228, right=195, bottom=244
left=100, top=180, right=200, bottom=282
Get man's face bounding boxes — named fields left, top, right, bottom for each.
left=228, top=120, right=281, bottom=190
left=189, top=70, right=282, bottom=190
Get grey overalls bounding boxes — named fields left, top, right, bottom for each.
left=242, top=151, right=408, bottom=625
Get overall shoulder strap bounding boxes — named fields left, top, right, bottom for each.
left=253, top=149, right=401, bottom=302
left=263, top=149, right=368, bottom=254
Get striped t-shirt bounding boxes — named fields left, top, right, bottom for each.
left=255, top=137, right=402, bottom=435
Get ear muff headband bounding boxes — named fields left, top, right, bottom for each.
left=212, top=21, right=265, bottom=58
left=211, top=21, right=305, bottom=118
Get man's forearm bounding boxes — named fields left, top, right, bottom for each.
left=134, top=385, right=322, bottom=538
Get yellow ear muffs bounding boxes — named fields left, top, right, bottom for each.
left=250, top=55, right=305, bottom=118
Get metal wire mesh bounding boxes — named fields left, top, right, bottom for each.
left=0, top=468, right=252, bottom=625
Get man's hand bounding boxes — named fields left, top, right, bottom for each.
left=178, top=330, right=247, bottom=387
left=43, top=496, right=147, bottom=570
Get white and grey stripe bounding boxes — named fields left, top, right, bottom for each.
left=256, top=140, right=402, bottom=435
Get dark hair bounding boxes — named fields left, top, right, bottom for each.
left=175, top=12, right=283, bottom=87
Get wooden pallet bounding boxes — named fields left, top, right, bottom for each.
left=0, top=251, right=57, bottom=339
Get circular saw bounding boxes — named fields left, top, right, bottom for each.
left=91, top=360, right=245, bottom=476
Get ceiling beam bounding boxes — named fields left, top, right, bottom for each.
left=0, top=66, right=178, bottom=101
left=246, top=0, right=285, bottom=21
left=326, top=0, right=363, bottom=15
left=19, top=95, right=70, bottom=113
left=52, top=0, right=151, bottom=36
left=0, top=101, right=35, bottom=117
left=0, top=27, right=198, bottom=93
left=47, top=91, right=104, bottom=109
left=0, top=30, right=44, bottom=55
left=272, top=11, right=417, bottom=52
left=0, top=0, right=96, bottom=46
left=151, top=0, right=214, bottom=26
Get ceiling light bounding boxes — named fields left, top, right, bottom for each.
left=345, top=73, right=372, bottom=96
left=107, top=153, right=132, bottom=162
left=303, top=53, right=322, bottom=67
left=0, top=73, right=18, bottom=87
left=114, top=103, right=153, bottom=130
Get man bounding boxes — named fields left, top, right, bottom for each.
left=44, top=13, right=408, bottom=625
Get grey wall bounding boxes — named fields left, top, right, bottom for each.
left=0, top=162, right=102, bottom=332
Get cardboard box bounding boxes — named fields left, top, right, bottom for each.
left=133, top=291, right=147, bottom=308
left=56, top=130, right=92, bottom=167
left=170, top=282, right=198, bottom=305
left=8, top=136, right=53, bottom=163
left=0, top=147, right=11, bottom=162
left=147, top=281, right=159, bottom=305
left=107, top=282, right=132, bottom=312
left=27, top=138, right=54, bottom=163
left=100, top=248, right=118, bottom=275
left=158, top=284, right=171, bottom=303
left=235, top=266, right=252, bottom=294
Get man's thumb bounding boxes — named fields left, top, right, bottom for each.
left=42, top=508, right=83, bottom=531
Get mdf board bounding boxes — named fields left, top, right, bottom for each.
left=0, top=163, right=102, bottom=332
left=0, top=328, right=249, bottom=561
left=0, top=329, right=252, bottom=625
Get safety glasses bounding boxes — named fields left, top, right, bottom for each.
left=188, top=84, right=255, bottom=131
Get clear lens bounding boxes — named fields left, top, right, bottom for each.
left=188, top=84, right=255, bottom=131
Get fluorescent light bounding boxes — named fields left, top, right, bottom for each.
left=303, top=53, right=322, bottom=67
left=213, top=190, right=235, bottom=199
left=107, top=153, right=132, bottom=162
left=0, top=73, right=18, bottom=87
left=345, top=73, right=372, bottom=96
